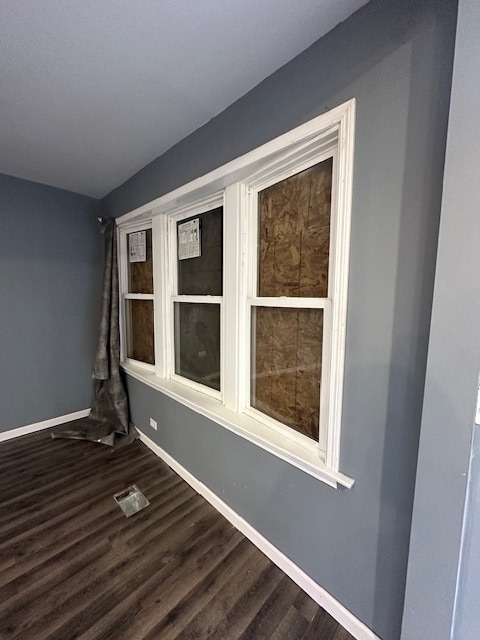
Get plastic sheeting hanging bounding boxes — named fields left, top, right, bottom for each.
left=52, top=218, right=133, bottom=447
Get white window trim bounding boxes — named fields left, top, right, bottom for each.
left=243, top=149, right=337, bottom=457
left=117, top=99, right=356, bottom=489
left=118, top=220, right=155, bottom=370
left=166, top=194, right=224, bottom=398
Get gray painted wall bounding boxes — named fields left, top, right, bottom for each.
left=0, top=174, right=102, bottom=432
left=401, top=0, right=480, bottom=637
left=453, top=426, right=480, bottom=640
left=103, top=1, right=458, bottom=638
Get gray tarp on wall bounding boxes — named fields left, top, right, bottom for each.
left=52, top=218, right=132, bottom=446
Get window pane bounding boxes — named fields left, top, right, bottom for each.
left=258, top=158, right=332, bottom=298
left=251, top=307, right=323, bottom=440
left=126, top=300, right=155, bottom=364
left=174, top=303, right=220, bottom=391
left=128, top=229, right=153, bottom=294
left=177, top=207, right=223, bottom=295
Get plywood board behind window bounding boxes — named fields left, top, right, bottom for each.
left=252, top=307, right=323, bottom=440
left=253, top=159, right=332, bottom=440
left=128, top=229, right=153, bottom=294
left=127, top=300, right=155, bottom=364
left=258, top=158, right=332, bottom=298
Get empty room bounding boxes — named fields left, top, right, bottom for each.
left=1, top=1, right=479, bottom=639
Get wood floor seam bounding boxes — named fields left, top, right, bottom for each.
left=0, top=429, right=355, bottom=640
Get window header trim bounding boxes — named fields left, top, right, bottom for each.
left=116, top=100, right=355, bottom=228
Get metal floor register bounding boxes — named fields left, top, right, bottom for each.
left=113, top=485, right=150, bottom=518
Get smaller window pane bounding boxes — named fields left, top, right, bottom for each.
left=258, top=158, right=332, bottom=298
left=126, top=299, right=155, bottom=364
left=174, top=303, right=220, bottom=391
left=177, top=207, right=223, bottom=296
left=128, top=229, right=153, bottom=294
left=251, top=307, right=323, bottom=440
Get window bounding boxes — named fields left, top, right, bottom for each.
left=171, top=206, right=223, bottom=393
left=248, top=159, right=332, bottom=446
left=120, top=226, right=155, bottom=366
left=117, top=99, right=355, bottom=488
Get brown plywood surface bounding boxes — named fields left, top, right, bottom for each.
left=128, top=299, right=155, bottom=364
left=252, top=307, right=323, bottom=440
left=128, top=228, right=153, bottom=294
left=258, top=158, right=332, bottom=298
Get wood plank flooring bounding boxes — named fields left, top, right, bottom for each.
left=0, top=429, right=355, bottom=639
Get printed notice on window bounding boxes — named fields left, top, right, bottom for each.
left=178, top=218, right=201, bottom=260
left=129, top=231, right=146, bottom=262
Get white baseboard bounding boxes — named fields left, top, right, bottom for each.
left=138, top=430, right=380, bottom=640
left=0, top=409, right=91, bottom=443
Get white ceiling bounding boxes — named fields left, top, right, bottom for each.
left=0, top=0, right=368, bottom=198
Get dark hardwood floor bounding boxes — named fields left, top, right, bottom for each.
left=0, top=428, right=355, bottom=639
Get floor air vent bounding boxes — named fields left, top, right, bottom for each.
left=113, top=485, right=150, bottom=518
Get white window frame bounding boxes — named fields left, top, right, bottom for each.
left=117, top=99, right=356, bottom=489
left=166, top=194, right=224, bottom=399
left=118, top=220, right=156, bottom=371
left=242, top=149, right=338, bottom=460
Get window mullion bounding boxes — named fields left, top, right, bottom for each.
left=153, top=215, right=167, bottom=378
left=242, top=184, right=257, bottom=414
left=165, top=215, right=177, bottom=379
left=223, top=183, right=245, bottom=411
left=118, top=227, right=128, bottom=363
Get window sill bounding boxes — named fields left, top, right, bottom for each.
left=123, top=362, right=354, bottom=489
